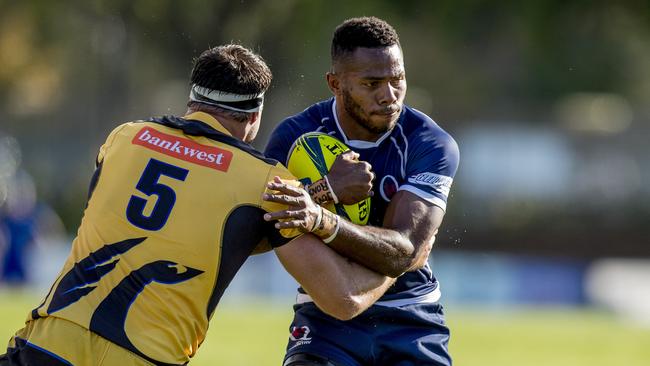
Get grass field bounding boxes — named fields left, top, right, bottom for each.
left=1, top=289, right=649, bottom=365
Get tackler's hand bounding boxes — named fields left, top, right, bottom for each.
left=263, top=176, right=324, bottom=233
left=326, top=151, right=374, bottom=205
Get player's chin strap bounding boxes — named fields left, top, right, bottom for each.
left=189, top=84, right=265, bottom=113
left=310, top=206, right=340, bottom=244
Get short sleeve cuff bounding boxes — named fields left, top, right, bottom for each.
left=397, top=184, right=447, bottom=211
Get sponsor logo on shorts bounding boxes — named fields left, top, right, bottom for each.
left=289, top=325, right=312, bottom=347
left=133, top=127, right=233, bottom=171
left=407, top=172, right=453, bottom=196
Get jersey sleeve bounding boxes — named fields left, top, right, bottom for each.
left=96, top=123, right=131, bottom=166
left=259, top=163, right=304, bottom=246
left=399, top=131, right=460, bottom=211
left=88, top=123, right=131, bottom=202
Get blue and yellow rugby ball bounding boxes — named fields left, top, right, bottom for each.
left=287, top=132, right=370, bottom=225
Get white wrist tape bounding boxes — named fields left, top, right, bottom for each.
left=310, top=206, right=323, bottom=233
left=322, top=214, right=340, bottom=244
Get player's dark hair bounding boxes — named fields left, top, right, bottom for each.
left=331, top=17, right=401, bottom=62
left=189, top=44, right=271, bottom=122
left=191, top=44, right=271, bottom=95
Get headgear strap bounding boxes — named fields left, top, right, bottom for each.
left=189, top=84, right=264, bottom=113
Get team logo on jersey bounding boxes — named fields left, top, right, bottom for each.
left=407, top=172, right=453, bottom=197
left=289, top=325, right=313, bottom=343
left=46, top=237, right=203, bottom=315
left=133, top=127, right=233, bottom=172
left=47, top=237, right=147, bottom=313
left=42, top=237, right=204, bottom=360
left=380, top=175, right=399, bottom=201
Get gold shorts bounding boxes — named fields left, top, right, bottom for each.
left=5, top=317, right=156, bottom=366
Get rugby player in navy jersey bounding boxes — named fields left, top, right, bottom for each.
left=263, top=17, right=460, bottom=366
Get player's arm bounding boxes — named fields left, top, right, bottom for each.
left=252, top=223, right=395, bottom=319
left=288, top=131, right=458, bottom=277
left=264, top=178, right=440, bottom=277
left=342, top=190, right=443, bottom=275
left=264, top=119, right=373, bottom=205
left=251, top=238, right=272, bottom=255
left=274, top=234, right=395, bottom=321
left=256, top=169, right=394, bottom=320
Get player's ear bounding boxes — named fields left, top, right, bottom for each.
left=248, top=111, right=260, bottom=125
left=326, top=72, right=341, bottom=96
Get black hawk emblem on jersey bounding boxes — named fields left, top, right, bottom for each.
left=89, top=260, right=203, bottom=358
left=40, top=237, right=204, bottom=363
left=47, top=237, right=147, bottom=313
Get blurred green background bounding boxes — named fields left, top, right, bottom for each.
left=2, top=291, right=650, bottom=365
left=1, top=0, right=650, bottom=365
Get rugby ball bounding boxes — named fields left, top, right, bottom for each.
left=287, top=132, right=370, bottom=225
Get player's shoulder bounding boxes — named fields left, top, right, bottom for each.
left=97, top=120, right=149, bottom=151
left=103, top=119, right=178, bottom=142
left=274, top=99, right=333, bottom=136
left=106, top=119, right=147, bottom=136
left=400, top=105, right=458, bottom=151
left=135, top=115, right=284, bottom=169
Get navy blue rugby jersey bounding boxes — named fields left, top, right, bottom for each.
left=265, top=98, right=459, bottom=302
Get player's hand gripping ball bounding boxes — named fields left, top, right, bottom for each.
left=287, top=132, right=370, bottom=225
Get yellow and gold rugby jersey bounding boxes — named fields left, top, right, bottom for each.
left=28, top=112, right=298, bottom=365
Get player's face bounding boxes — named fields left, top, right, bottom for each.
left=333, top=45, right=406, bottom=135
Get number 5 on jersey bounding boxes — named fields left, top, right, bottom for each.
left=127, top=158, right=189, bottom=231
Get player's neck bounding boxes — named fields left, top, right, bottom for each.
left=186, top=107, right=248, bottom=141
left=335, top=106, right=384, bottom=143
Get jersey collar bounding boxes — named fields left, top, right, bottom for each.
left=183, top=111, right=232, bottom=136
left=331, top=99, right=396, bottom=149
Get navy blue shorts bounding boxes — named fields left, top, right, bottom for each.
left=284, top=301, right=451, bottom=366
